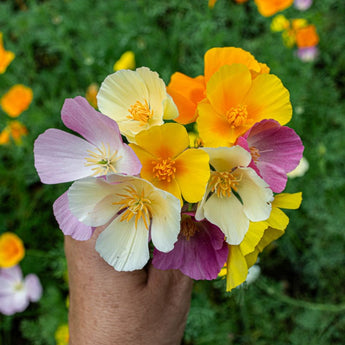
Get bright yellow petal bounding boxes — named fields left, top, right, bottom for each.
left=206, top=64, right=252, bottom=115
left=245, top=73, right=292, bottom=125
left=197, top=101, right=235, bottom=147
left=204, top=47, right=262, bottom=83
left=174, top=148, right=210, bottom=203
left=133, top=123, right=189, bottom=158
left=272, top=192, right=302, bottom=209
left=265, top=206, right=289, bottom=230
left=226, top=245, right=248, bottom=291
left=240, top=221, right=268, bottom=256
left=245, top=248, right=260, bottom=269
left=256, top=227, right=285, bottom=252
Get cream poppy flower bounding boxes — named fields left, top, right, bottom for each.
left=97, top=67, right=178, bottom=142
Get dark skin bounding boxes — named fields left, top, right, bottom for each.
left=65, top=225, right=193, bottom=345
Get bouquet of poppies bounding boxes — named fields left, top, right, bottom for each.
left=34, top=47, right=303, bottom=291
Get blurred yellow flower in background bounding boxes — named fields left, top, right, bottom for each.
left=0, top=232, right=25, bottom=268
left=270, top=14, right=290, bottom=32
left=1, top=84, right=33, bottom=117
left=85, top=83, right=99, bottom=108
left=0, top=32, right=15, bottom=74
left=0, top=120, right=28, bottom=145
left=113, top=50, right=135, bottom=71
left=55, top=324, right=69, bottom=345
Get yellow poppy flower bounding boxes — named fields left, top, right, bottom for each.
left=254, top=0, right=294, bottom=17
left=113, top=50, right=135, bottom=71
left=130, top=123, right=210, bottom=204
left=0, top=32, right=15, bottom=74
left=271, top=14, right=290, bottom=32
left=0, top=232, right=25, bottom=268
left=225, top=192, right=302, bottom=291
left=197, top=64, right=292, bottom=147
left=167, top=47, right=269, bottom=125
left=1, top=85, right=33, bottom=117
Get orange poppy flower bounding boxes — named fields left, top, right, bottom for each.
left=1, top=85, right=33, bottom=117
left=0, top=32, right=15, bottom=74
left=0, top=232, right=25, bottom=268
left=296, top=24, right=319, bottom=48
left=85, top=83, right=99, bottom=108
left=0, top=121, right=28, bottom=145
left=254, top=0, right=294, bottom=17
left=167, top=47, right=269, bottom=125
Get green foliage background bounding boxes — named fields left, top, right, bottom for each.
left=0, top=0, right=344, bottom=344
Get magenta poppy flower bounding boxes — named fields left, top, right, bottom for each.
left=152, top=214, right=228, bottom=280
left=236, top=119, right=304, bottom=193
left=0, top=266, right=42, bottom=316
left=34, top=96, right=142, bottom=240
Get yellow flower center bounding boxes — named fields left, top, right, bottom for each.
left=209, top=171, right=242, bottom=198
left=152, top=157, right=176, bottom=182
left=250, top=146, right=261, bottom=162
left=113, top=185, right=152, bottom=230
left=225, top=104, right=248, bottom=128
left=84, top=143, right=122, bottom=176
left=180, top=215, right=200, bottom=241
left=127, top=99, right=153, bottom=125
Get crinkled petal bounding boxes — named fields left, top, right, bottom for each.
left=202, top=146, right=252, bottom=172
left=153, top=219, right=228, bottom=280
left=240, top=221, right=268, bottom=256
left=61, top=96, right=124, bottom=149
left=149, top=190, right=181, bottom=252
left=95, top=217, right=150, bottom=271
left=245, top=74, right=292, bottom=125
left=235, top=167, right=273, bottom=221
left=34, top=128, right=96, bottom=184
left=53, top=192, right=94, bottom=240
left=204, top=193, right=249, bottom=245
left=68, top=177, right=126, bottom=226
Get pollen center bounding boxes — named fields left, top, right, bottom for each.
left=152, top=157, right=176, bottom=182
left=209, top=171, right=242, bottom=198
left=180, top=216, right=200, bottom=241
left=225, top=104, right=248, bottom=128
left=85, top=143, right=122, bottom=176
left=250, top=146, right=260, bottom=162
left=113, top=186, right=152, bottom=230
left=127, top=99, right=153, bottom=125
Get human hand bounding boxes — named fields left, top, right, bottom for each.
left=64, top=226, right=193, bottom=345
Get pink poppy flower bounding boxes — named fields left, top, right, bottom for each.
left=34, top=96, right=142, bottom=240
left=152, top=213, right=228, bottom=280
left=297, top=46, right=319, bottom=62
left=236, top=119, right=304, bottom=193
left=294, top=0, right=312, bottom=11
left=0, top=266, right=42, bottom=315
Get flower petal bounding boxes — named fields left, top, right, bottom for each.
left=53, top=192, right=94, bottom=240
left=226, top=245, right=248, bottom=291
left=235, top=167, right=273, bottom=222
left=24, top=274, right=42, bottom=302
left=175, top=148, right=210, bottom=203
left=245, top=74, right=292, bottom=125
left=203, top=193, right=249, bottom=245
left=34, top=128, right=95, bottom=184
left=95, top=217, right=150, bottom=271
left=61, top=96, right=124, bottom=149
left=240, top=221, right=268, bottom=256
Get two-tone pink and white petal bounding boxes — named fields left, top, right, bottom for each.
left=53, top=192, right=94, bottom=241
left=237, top=119, right=304, bottom=193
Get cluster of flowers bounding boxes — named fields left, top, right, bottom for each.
left=0, top=32, right=33, bottom=145
left=271, top=14, right=319, bottom=62
left=0, top=232, right=42, bottom=315
left=34, top=46, right=303, bottom=291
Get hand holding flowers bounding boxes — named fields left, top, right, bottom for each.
left=34, top=46, right=304, bottom=291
